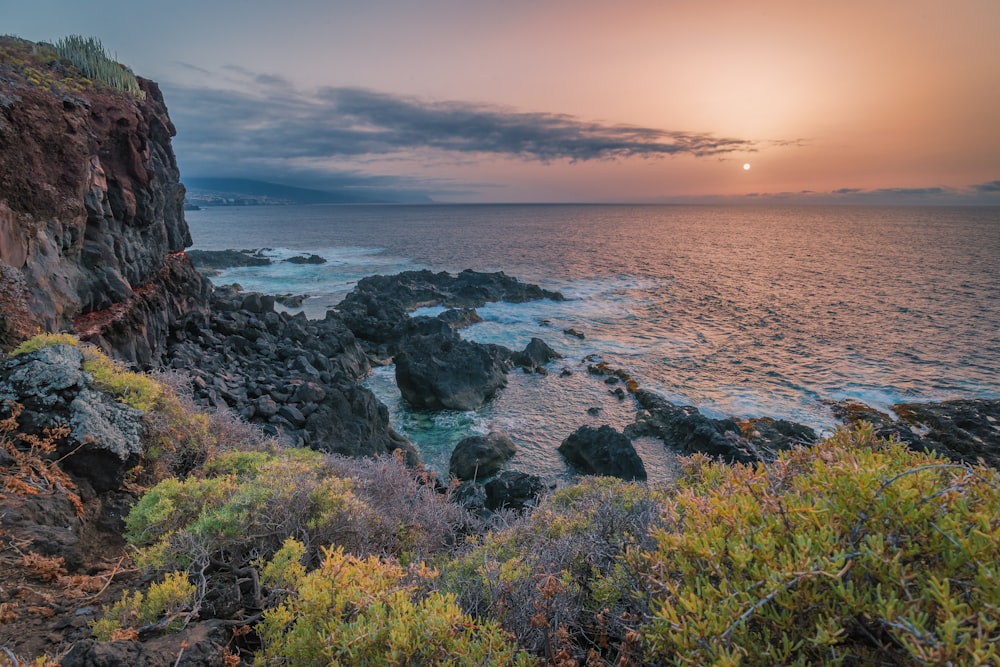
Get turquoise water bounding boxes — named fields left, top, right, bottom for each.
left=187, top=204, right=1000, bottom=481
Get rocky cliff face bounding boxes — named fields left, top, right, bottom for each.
left=0, top=38, right=208, bottom=364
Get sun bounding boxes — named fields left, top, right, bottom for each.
left=743, top=163, right=751, bottom=171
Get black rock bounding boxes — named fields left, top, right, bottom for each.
left=512, top=337, right=562, bottom=371
left=627, top=389, right=758, bottom=463
left=449, top=431, right=517, bottom=481
left=739, top=417, right=818, bottom=452
left=303, top=382, right=419, bottom=465
left=833, top=398, right=1000, bottom=469
left=187, top=249, right=271, bottom=269
left=394, top=333, right=508, bottom=411
left=284, top=254, right=326, bottom=265
left=484, top=471, right=545, bottom=511
left=559, top=425, right=647, bottom=481
left=450, top=481, right=489, bottom=514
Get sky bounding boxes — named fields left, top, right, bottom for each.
left=4, top=0, right=1000, bottom=203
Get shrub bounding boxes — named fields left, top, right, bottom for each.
left=90, top=571, right=196, bottom=641
left=123, top=447, right=476, bottom=626
left=8, top=332, right=79, bottom=356
left=639, top=423, right=1000, bottom=666
left=52, top=35, right=144, bottom=99
left=255, top=540, right=535, bottom=666
left=443, top=477, right=666, bottom=664
left=0, top=401, right=81, bottom=515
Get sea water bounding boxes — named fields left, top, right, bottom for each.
left=186, top=204, right=1000, bottom=482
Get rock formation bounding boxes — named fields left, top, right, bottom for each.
left=449, top=431, right=517, bottom=481
left=559, top=424, right=647, bottom=481
left=0, top=344, right=143, bottom=491
left=0, top=37, right=208, bottom=364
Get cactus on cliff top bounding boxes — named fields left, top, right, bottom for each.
left=52, top=35, right=145, bottom=99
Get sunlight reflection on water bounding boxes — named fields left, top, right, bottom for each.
left=189, top=204, right=1000, bottom=482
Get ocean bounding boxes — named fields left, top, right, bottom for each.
left=186, top=204, right=1000, bottom=483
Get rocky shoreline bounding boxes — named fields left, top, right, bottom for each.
left=161, top=250, right=1000, bottom=490
left=3, top=39, right=999, bottom=663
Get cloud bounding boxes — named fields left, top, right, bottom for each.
left=162, top=75, right=757, bottom=185
left=972, top=179, right=1000, bottom=192
left=869, top=186, right=946, bottom=196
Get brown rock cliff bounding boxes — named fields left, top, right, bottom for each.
left=0, top=37, right=208, bottom=364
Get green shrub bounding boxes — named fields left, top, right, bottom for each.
left=90, top=571, right=196, bottom=640
left=9, top=332, right=79, bottom=356
left=124, top=447, right=475, bottom=620
left=52, top=35, right=144, bottom=98
left=125, top=448, right=356, bottom=572
left=255, top=540, right=535, bottom=666
left=639, top=423, right=1000, bottom=666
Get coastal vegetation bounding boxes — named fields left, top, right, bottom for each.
left=3, top=335, right=997, bottom=665
left=0, top=34, right=144, bottom=98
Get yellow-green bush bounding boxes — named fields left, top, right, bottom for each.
left=255, top=539, right=535, bottom=666
left=9, top=332, right=80, bottom=356
left=125, top=447, right=472, bottom=574
left=639, top=423, right=1000, bottom=666
left=90, top=571, right=196, bottom=640
left=125, top=448, right=364, bottom=571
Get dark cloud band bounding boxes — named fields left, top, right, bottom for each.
left=163, top=79, right=755, bottom=171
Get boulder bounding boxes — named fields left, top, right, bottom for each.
left=304, top=381, right=419, bottom=465
left=484, top=471, right=546, bottom=511
left=0, top=345, right=143, bottom=491
left=558, top=425, right=646, bottom=481
left=65, top=388, right=144, bottom=491
left=394, top=333, right=507, bottom=411
left=449, top=431, right=517, bottom=481
left=450, top=481, right=488, bottom=514
left=513, top=337, right=562, bottom=371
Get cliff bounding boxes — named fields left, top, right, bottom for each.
left=0, top=36, right=208, bottom=364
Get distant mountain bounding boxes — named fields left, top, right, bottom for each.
left=183, top=177, right=432, bottom=206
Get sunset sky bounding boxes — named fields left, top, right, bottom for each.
left=4, top=0, right=1000, bottom=203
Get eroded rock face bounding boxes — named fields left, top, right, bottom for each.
left=0, top=67, right=207, bottom=366
left=0, top=345, right=143, bottom=491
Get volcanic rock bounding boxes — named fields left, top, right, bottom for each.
left=832, top=398, right=1000, bottom=468
left=394, top=333, right=508, bottom=411
left=484, top=471, right=546, bottom=511
left=0, top=345, right=143, bottom=491
left=559, top=425, right=647, bottom=481
left=449, top=431, right=517, bottom=481
left=627, top=389, right=757, bottom=463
